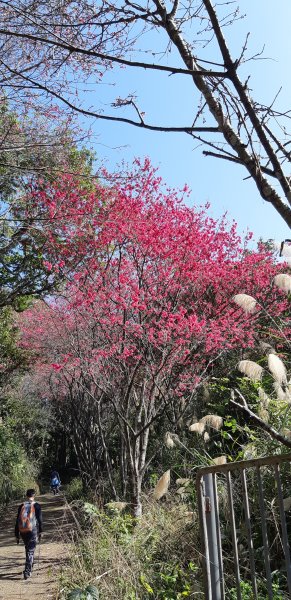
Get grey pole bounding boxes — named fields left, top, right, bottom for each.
left=203, top=472, right=222, bottom=600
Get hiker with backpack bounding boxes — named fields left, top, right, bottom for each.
left=15, top=488, right=43, bottom=580
left=50, top=469, right=61, bottom=495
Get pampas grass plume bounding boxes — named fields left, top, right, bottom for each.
left=268, top=353, right=287, bottom=386
left=273, top=382, right=286, bottom=400
left=281, top=428, right=291, bottom=440
left=233, top=293, right=257, bottom=314
left=258, top=388, right=270, bottom=414
left=213, top=456, right=227, bottom=466
left=170, top=433, right=183, bottom=448
left=200, top=414, right=223, bottom=431
left=105, top=501, right=127, bottom=512
left=176, top=486, right=189, bottom=496
left=164, top=432, right=175, bottom=449
left=258, top=406, right=269, bottom=423
left=189, top=422, right=205, bottom=434
left=274, top=273, right=291, bottom=293
left=258, top=388, right=270, bottom=406
left=153, top=469, right=170, bottom=500
left=176, top=478, right=190, bottom=486
left=238, top=360, right=263, bottom=381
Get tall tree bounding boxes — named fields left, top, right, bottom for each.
left=0, top=102, right=94, bottom=307
left=0, top=1, right=290, bottom=225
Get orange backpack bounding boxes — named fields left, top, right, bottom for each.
left=18, top=501, right=36, bottom=533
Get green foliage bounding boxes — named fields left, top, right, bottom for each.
left=228, top=580, right=284, bottom=599
left=67, top=585, right=99, bottom=600
left=0, top=101, right=96, bottom=308
left=0, top=307, right=44, bottom=505
left=83, top=502, right=100, bottom=518
left=65, top=145, right=95, bottom=188
left=0, top=101, right=95, bottom=199
left=0, top=421, right=37, bottom=504
left=144, top=562, right=198, bottom=599
left=140, top=574, right=154, bottom=595
left=0, top=384, right=54, bottom=465
left=66, top=478, right=85, bottom=501
left=149, top=472, right=159, bottom=487
left=0, top=307, right=27, bottom=386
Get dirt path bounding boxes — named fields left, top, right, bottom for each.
left=0, top=493, right=70, bottom=600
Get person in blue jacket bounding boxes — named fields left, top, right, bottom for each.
left=50, top=469, right=61, bottom=494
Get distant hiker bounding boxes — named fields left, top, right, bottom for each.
left=15, top=488, right=43, bottom=580
left=50, top=469, right=61, bottom=495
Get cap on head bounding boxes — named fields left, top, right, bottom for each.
left=26, top=489, right=36, bottom=498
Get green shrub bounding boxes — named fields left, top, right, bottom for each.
left=228, top=580, right=284, bottom=600
left=143, top=561, right=198, bottom=599
left=0, top=422, right=37, bottom=504
left=67, top=584, right=99, bottom=599
left=66, top=477, right=85, bottom=501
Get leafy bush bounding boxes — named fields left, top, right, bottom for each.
left=65, top=477, right=85, bottom=501
left=142, top=561, right=198, bottom=599
left=68, top=584, right=99, bottom=600
left=0, top=422, right=38, bottom=504
left=228, top=580, right=284, bottom=599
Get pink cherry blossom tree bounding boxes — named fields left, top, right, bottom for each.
left=19, top=160, right=289, bottom=515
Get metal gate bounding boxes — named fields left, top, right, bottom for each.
left=196, top=453, right=291, bottom=599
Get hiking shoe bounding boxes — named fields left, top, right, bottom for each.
left=23, top=572, right=31, bottom=580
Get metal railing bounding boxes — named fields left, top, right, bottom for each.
left=196, top=453, right=291, bottom=599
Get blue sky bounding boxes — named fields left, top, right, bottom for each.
left=84, top=1, right=291, bottom=243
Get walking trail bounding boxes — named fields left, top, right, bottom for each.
left=0, top=493, right=70, bottom=600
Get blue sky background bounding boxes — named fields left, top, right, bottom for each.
left=83, top=1, right=291, bottom=243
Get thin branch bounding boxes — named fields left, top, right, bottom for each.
left=203, top=150, right=276, bottom=177
left=0, top=28, right=229, bottom=78
left=230, top=390, right=291, bottom=449
left=0, top=60, right=220, bottom=134
left=202, top=0, right=291, bottom=200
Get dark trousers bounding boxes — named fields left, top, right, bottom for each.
left=20, top=531, right=37, bottom=576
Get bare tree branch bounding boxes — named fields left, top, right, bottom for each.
left=230, top=389, right=291, bottom=449
left=1, top=0, right=291, bottom=226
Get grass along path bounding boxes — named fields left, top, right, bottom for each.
left=0, top=493, right=70, bottom=599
